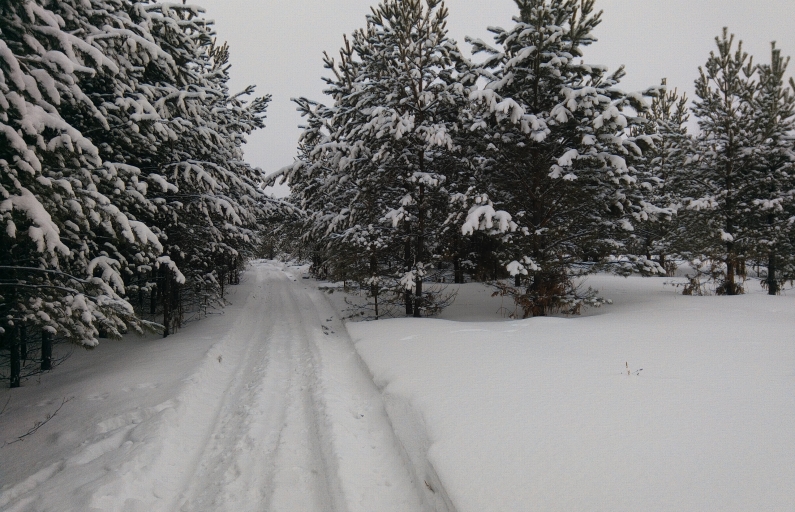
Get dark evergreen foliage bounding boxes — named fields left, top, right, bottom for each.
left=283, top=0, right=473, bottom=318
left=459, top=0, right=665, bottom=316
left=686, top=30, right=795, bottom=295
left=1, top=0, right=271, bottom=386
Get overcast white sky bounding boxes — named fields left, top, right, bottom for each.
left=198, top=0, right=795, bottom=185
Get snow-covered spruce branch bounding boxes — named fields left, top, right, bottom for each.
left=0, top=266, right=94, bottom=285
left=0, top=283, right=89, bottom=296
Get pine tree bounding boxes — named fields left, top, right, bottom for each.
left=461, top=0, right=662, bottom=316
left=633, top=79, right=692, bottom=275
left=1, top=0, right=164, bottom=355
left=122, top=3, right=270, bottom=333
left=747, top=43, right=795, bottom=294
left=688, top=29, right=759, bottom=295
left=43, top=0, right=188, bottom=330
left=286, top=0, right=473, bottom=317
left=2, top=0, right=271, bottom=387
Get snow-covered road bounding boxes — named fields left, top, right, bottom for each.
left=176, top=260, right=430, bottom=511
left=177, top=261, right=341, bottom=511
left=6, top=262, right=794, bottom=511
left=0, top=261, right=434, bottom=512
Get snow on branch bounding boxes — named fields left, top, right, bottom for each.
left=507, top=256, right=539, bottom=276
left=156, top=256, right=186, bottom=284
left=0, top=188, right=69, bottom=256
left=462, top=203, right=516, bottom=235
left=86, top=256, right=125, bottom=294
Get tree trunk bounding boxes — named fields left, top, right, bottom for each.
left=41, top=330, right=52, bottom=371
left=174, top=275, right=183, bottom=331
left=162, top=269, right=171, bottom=338
left=514, top=274, right=521, bottom=287
left=723, top=226, right=739, bottom=295
left=527, top=271, right=549, bottom=317
left=405, top=227, right=413, bottom=316
left=138, top=272, right=144, bottom=313
left=413, top=278, right=422, bottom=318
left=767, top=250, right=778, bottom=295
left=150, top=276, right=157, bottom=316
left=725, top=250, right=737, bottom=295
left=219, top=263, right=226, bottom=299
left=413, top=182, right=425, bottom=319
left=10, top=326, right=20, bottom=388
left=370, top=253, right=380, bottom=320
left=19, top=324, right=27, bottom=361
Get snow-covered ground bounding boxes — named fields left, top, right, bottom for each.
left=0, top=261, right=428, bottom=512
left=1, top=262, right=793, bottom=511
left=349, top=274, right=795, bottom=512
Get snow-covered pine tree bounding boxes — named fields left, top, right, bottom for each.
left=2, top=0, right=270, bottom=382
left=0, top=1, right=164, bottom=359
left=0, top=1, right=164, bottom=338
left=127, top=3, right=270, bottom=332
left=632, top=79, right=692, bottom=275
left=364, top=0, right=474, bottom=317
left=688, top=29, right=759, bottom=295
left=287, top=39, right=373, bottom=283
left=461, top=0, right=663, bottom=316
left=286, top=0, right=473, bottom=317
left=42, top=0, right=188, bottom=327
left=747, top=43, right=795, bottom=294
left=285, top=36, right=411, bottom=317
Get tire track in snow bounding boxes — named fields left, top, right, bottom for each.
left=176, top=259, right=429, bottom=511
left=299, top=272, right=433, bottom=512
left=0, top=260, right=430, bottom=511
left=178, top=261, right=342, bottom=511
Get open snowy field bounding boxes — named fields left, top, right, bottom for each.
left=1, top=261, right=793, bottom=511
left=349, top=274, right=795, bottom=512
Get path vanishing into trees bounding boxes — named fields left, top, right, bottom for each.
left=174, top=260, right=429, bottom=511
left=0, top=261, right=444, bottom=512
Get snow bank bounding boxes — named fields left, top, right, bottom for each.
left=0, top=277, right=257, bottom=511
left=348, top=275, right=795, bottom=512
